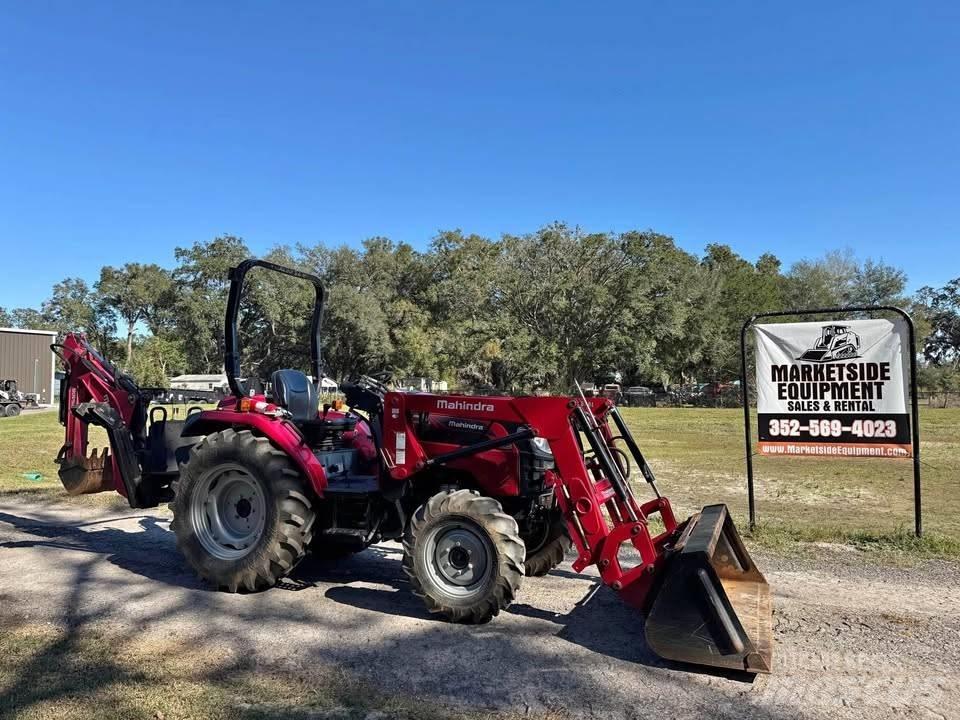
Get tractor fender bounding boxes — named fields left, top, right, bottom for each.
left=180, top=409, right=327, bottom=497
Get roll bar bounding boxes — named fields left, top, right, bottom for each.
left=224, top=258, right=325, bottom=398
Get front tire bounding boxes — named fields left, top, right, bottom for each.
left=171, top=429, right=316, bottom=592
left=522, top=508, right=571, bottom=577
left=403, top=489, right=524, bottom=623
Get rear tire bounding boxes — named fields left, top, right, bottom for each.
left=403, top=489, right=524, bottom=623
left=4, top=404, right=20, bottom=417
left=171, top=429, right=316, bottom=592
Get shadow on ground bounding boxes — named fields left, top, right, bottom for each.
left=0, top=506, right=771, bottom=718
left=0, top=509, right=202, bottom=590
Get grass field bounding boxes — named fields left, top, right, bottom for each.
left=616, top=406, right=960, bottom=558
left=1, top=406, right=957, bottom=556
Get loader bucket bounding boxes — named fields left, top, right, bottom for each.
left=57, top=448, right=116, bottom=495
left=798, top=349, right=828, bottom=362
left=644, top=504, right=772, bottom=673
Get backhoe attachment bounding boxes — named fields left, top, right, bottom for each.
left=52, top=333, right=157, bottom=508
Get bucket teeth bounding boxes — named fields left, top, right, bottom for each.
left=57, top=448, right=116, bottom=495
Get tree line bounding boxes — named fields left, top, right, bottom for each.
left=2, top=224, right=958, bottom=395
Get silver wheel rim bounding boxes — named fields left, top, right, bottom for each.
left=422, top=518, right=494, bottom=599
left=190, top=464, right=267, bottom=561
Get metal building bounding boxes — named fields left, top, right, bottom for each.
left=0, top=328, right=58, bottom=405
left=169, top=373, right=230, bottom=394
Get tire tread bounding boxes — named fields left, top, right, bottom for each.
left=170, top=428, right=316, bottom=593
left=403, top=489, right=524, bottom=624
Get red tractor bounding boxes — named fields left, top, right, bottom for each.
left=53, top=259, right=772, bottom=673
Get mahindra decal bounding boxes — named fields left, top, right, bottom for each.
left=436, top=399, right=495, bottom=413
left=445, top=418, right=488, bottom=433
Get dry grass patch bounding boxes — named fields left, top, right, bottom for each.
left=0, top=622, right=567, bottom=720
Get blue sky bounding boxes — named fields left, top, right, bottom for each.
left=1, top=1, right=957, bottom=310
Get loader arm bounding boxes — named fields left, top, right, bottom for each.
left=384, top=391, right=772, bottom=673
left=383, top=393, right=676, bottom=588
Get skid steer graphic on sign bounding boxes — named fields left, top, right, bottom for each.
left=798, top=324, right=861, bottom=362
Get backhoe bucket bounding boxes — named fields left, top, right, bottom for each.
left=57, top=448, right=116, bottom=495
left=645, top=504, right=772, bottom=673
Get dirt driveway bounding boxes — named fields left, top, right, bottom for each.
left=0, top=498, right=957, bottom=719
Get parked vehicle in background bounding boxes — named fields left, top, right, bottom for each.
left=691, top=381, right=742, bottom=408
left=663, top=384, right=695, bottom=406
left=600, top=383, right=622, bottom=404
left=623, top=386, right=655, bottom=407
left=0, top=379, right=32, bottom=417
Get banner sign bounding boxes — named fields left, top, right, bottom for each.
left=754, top=318, right=912, bottom=458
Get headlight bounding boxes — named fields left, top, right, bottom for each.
left=531, top=436, right=553, bottom=455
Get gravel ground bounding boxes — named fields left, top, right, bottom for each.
left=0, top=498, right=957, bottom=719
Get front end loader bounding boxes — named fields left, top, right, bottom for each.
left=52, top=258, right=772, bottom=674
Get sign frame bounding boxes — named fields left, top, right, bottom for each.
left=739, top=306, right=922, bottom=537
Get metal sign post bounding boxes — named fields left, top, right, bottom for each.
left=740, top=306, right=922, bottom=537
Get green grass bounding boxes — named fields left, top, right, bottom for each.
left=745, top=523, right=960, bottom=559
left=1, top=406, right=958, bottom=557
left=615, top=406, right=960, bottom=559
left=0, top=410, right=90, bottom=499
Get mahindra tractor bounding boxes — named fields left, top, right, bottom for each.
left=53, top=259, right=772, bottom=673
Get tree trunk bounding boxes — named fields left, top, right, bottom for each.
left=125, top=321, right=135, bottom=370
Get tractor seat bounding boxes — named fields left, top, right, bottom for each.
left=270, top=369, right=318, bottom=422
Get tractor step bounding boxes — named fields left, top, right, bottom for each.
left=324, top=474, right=379, bottom=495
left=320, top=527, right=371, bottom=549
left=321, top=527, right=367, bottom=539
